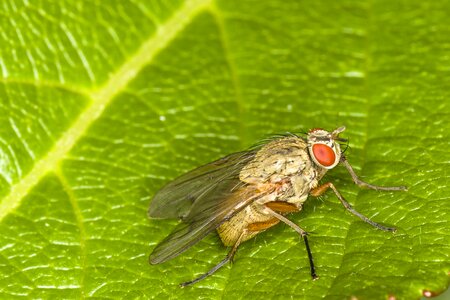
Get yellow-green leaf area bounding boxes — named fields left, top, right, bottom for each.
left=0, top=0, right=449, bottom=299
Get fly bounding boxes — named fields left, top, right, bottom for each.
left=148, top=126, right=407, bottom=286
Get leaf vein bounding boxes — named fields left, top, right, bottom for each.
left=0, top=0, right=212, bottom=221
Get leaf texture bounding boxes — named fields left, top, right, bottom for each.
left=0, top=0, right=449, bottom=299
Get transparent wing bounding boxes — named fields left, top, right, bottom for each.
left=148, top=150, right=274, bottom=264
left=148, top=151, right=257, bottom=219
left=149, top=184, right=268, bottom=264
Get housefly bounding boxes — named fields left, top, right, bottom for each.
left=148, top=126, right=407, bottom=286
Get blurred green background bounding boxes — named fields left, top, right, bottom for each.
left=0, top=0, right=448, bottom=299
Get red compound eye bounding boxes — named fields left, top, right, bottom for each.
left=312, top=143, right=336, bottom=167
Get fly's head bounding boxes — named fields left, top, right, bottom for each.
left=307, top=126, right=347, bottom=169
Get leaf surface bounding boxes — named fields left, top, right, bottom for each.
left=0, top=0, right=449, bottom=299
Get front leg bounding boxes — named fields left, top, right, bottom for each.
left=340, top=155, right=407, bottom=191
left=311, top=182, right=396, bottom=232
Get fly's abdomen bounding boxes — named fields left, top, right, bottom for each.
left=217, top=202, right=276, bottom=246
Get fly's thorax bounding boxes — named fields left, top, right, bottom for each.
left=239, top=137, right=309, bottom=184
left=282, top=159, right=327, bottom=206
left=238, top=136, right=330, bottom=207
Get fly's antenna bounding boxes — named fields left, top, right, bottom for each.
left=331, top=126, right=346, bottom=138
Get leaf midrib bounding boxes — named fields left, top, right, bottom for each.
left=0, top=0, right=212, bottom=221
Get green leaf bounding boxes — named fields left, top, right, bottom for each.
left=1, top=0, right=449, bottom=299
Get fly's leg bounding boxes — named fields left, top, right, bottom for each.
left=180, top=202, right=292, bottom=287
left=311, top=182, right=396, bottom=232
left=263, top=202, right=319, bottom=280
left=340, top=155, right=407, bottom=191
left=180, top=230, right=246, bottom=287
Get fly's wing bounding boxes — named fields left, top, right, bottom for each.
left=148, top=151, right=257, bottom=219
left=150, top=184, right=269, bottom=264
left=148, top=150, right=274, bottom=264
